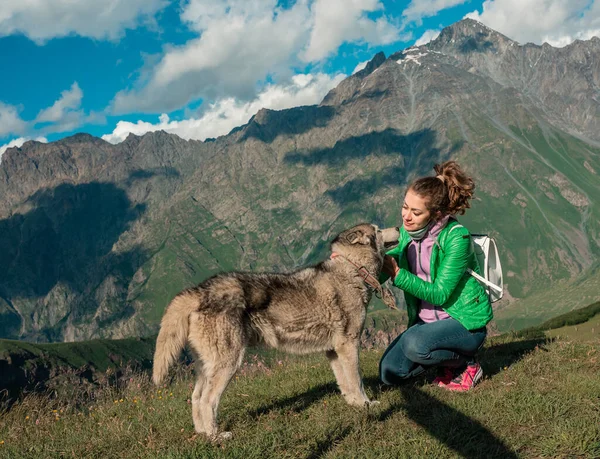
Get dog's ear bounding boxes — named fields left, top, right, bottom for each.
left=346, top=230, right=370, bottom=245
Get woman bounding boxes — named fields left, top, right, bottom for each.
left=379, top=160, right=493, bottom=391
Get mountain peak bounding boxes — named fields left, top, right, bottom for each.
left=58, top=132, right=103, bottom=144
left=355, top=51, right=387, bottom=77
left=430, top=18, right=516, bottom=53
left=320, top=51, right=387, bottom=106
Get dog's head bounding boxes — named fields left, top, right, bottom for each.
left=331, top=224, right=400, bottom=259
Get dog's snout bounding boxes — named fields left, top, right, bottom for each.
left=381, top=227, right=400, bottom=246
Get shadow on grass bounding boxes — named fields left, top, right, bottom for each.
left=361, top=370, right=520, bottom=458
left=248, top=382, right=338, bottom=418
left=479, top=337, right=551, bottom=378
left=379, top=386, right=518, bottom=458
left=306, top=426, right=353, bottom=459
left=356, top=336, right=550, bottom=458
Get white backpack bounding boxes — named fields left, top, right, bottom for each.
left=450, top=225, right=504, bottom=302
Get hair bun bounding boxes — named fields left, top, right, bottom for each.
left=433, top=161, right=475, bottom=215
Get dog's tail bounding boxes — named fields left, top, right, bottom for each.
left=152, top=291, right=199, bottom=386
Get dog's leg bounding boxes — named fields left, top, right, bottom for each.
left=191, top=361, right=207, bottom=434
left=189, top=311, right=247, bottom=440
left=326, top=350, right=353, bottom=400
left=199, top=362, right=238, bottom=440
left=335, top=342, right=374, bottom=407
left=200, top=330, right=245, bottom=440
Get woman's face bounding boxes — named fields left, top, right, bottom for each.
left=402, top=189, right=432, bottom=231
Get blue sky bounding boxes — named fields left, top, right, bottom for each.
left=1, top=0, right=599, bottom=157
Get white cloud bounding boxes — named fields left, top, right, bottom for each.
left=0, top=0, right=167, bottom=42
left=302, top=0, right=402, bottom=62
left=0, top=102, right=27, bottom=137
left=403, top=0, right=469, bottom=25
left=36, top=82, right=83, bottom=123
left=1, top=83, right=102, bottom=142
left=33, top=82, right=103, bottom=135
left=110, top=0, right=403, bottom=114
left=465, top=0, right=600, bottom=47
left=353, top=60, right=369, bottom=74
left=103, top=72, right=345, bottom=143
left=414, top=29, right=440, bottom=46
left=543, top=30, right=600, bottom=47
left=111, top=0, right=312, bottom=114
left=0, top=136, right=47, bottom=162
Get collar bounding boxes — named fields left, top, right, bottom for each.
left=330, top=253, right=398, bottom=310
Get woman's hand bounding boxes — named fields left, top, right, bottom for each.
left=382, top=255, right=400, bottom=278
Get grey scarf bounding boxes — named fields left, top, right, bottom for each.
left=406, top=220, right=433, bottom=241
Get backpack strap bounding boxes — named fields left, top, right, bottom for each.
left=434, top=220, right=465, bottom=253
left=466, top=268, right=503, bottom=293
left=437, top=222, right=478, bottom=279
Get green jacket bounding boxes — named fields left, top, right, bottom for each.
left=381, top=219, right=493, bottom=330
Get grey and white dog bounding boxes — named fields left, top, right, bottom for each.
left=152, top=223, right=400, bottom=439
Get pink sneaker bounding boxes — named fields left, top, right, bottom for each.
left=432, top=367, right=454, bottom=386
left=444, top=363, right=483, bottom=392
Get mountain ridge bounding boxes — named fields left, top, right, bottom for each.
left=1, top=19, right=599, bottom=342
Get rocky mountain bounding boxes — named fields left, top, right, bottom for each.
left=1, top=19, right=599, bottom=342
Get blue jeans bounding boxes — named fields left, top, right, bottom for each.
left=379, top=318, right=487, bottom=385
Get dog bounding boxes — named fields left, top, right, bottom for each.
left=152, top=223, right=400, bottom=439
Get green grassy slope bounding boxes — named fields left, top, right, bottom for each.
left=1, top=303, right=599, bottom=457
left=0, top=337, right=157, bottom=404
left=509, top=300, right=600, bottom=340
left=1, top=332, right=598, bottom=458
left=493, top=265, right=600, bottom=332
left=0, top=337, right=156, bottom=373
left=545, top=314, right=600, bottom=342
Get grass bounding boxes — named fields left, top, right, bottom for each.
left=1, top=333, right=599, bottom=458
left=0, top=336, right=157, bottom=409
left=545, top=314, right=600, bottom=342
left=0, top=337, right=156, bottom=373
left=494, top=268, right=600, bottom=332
left=511, top=301, right=600, bottom=340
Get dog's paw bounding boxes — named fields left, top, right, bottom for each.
left=366, top=400, right=380, bottom=408
left=208, top=431, right=233, bottom=443
left=219, top=431, right=233, bottom=440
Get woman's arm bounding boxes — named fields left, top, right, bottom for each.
left=391, top=231, right=470, bottom=306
